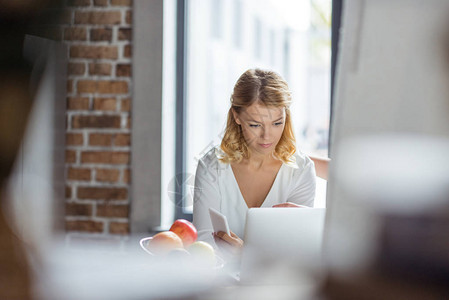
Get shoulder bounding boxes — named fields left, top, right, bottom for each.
left=284, top=151, right=315, bottom=175
left=197, top=146, right=227, bottom=171
left=195, top=146, right=227, bottom=185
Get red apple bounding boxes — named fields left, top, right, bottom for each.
left=147, top=231, right=183, bottom=255
left=169, top=219, right=198, bottom=247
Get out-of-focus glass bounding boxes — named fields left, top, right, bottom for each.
left=184, top=0, right=331, bottom=212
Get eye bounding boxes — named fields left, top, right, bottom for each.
left=274, top=122, right=284, bottom=126
left=249, top=124, right=261, bottom=128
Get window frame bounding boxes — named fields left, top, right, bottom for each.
left=174, top=0, right=192, bottom=221
left=174, top=0, right=341, bottom=220
left=130, top=0, right=165, bottom=232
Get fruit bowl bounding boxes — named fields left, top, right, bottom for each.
left=139, top=237, right=155, bottom=255
left=139, top=236, right=224, bottom=269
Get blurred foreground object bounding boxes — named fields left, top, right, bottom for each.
left=0, top=0, right=63, bottom=298
left=323, top=135, right=449, bottom=299
left=0, top=49, right=34, bottom=300
left=324, top=0, right=449, bottom=298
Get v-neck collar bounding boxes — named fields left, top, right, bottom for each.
left=228, top=163, right=284, bottom=209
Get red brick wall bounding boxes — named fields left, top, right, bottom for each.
left=63, top=0, right=132, bottom=235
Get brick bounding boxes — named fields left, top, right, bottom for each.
left=66, top=133, right=84, bottom=145
left=116, top=64, right=131, bottom=77
left=111, top=0, right=132, bottom=6
left=68, top=63, right=86, bottom=76
left=121, top=98, right=130, bottom=111
left=67, top=79, right=73, bottom=93
left=81, top=151, right=129, bottom=164
left=66, top=150, right=76, bottom=163
left=89, top=133, right=113, bottom=146
left=67, top=97, right=89, bottom=110
left=127, top=116, right=131, bottom=129
left=74, top=11, right=121, bottom=25
left=70, top=45, right=118, bottom=59
left=123, top=45, right=131, bottom=58
left=118, top=28, right=132, bottom=41
left=114, top=133, right=130, bottom=146
left=109, top=222, right=129, bottom=235
left=66, top=186, right=72, bottom=198
left=88, top=63, right=112, bottom=76
left=97, top=204, right=128, bottom=217
left=123, top=169, right=130, bottom=183
left=125, top=10, right=131, bottom=25
left=96, top=168, right=120, bottom=182
left=66, top=220, right=103, bottom=233
left=93, top=97, right=116, bottom=111
left=77, top=186, right=128, bottom=200
left=94, top=0, right=108, bottom=6
left=77, top=80, right=128, bottom=94
left=90, top=28, right=112, bottom=42
left=66, top=202, right=93, bottom=216
left=68, top=0, right=91, bottom=6
left=68, top=167, right=91, bottom=181
left=72, top=115, right=121, bottom=128
left=64, top=27, right=87, bottom=41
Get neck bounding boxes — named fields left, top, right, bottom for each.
left=244, top=150, right=276, bottom=170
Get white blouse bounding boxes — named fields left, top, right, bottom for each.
left=192, top=147, right=316, bottom=248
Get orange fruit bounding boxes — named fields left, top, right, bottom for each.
left=147, top=231, right=183, bottom=255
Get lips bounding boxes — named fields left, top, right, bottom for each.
left=259, top=143, right=273, bottom=148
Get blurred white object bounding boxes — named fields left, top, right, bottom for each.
left=325, top=134, right=449, bottom=274
left=5, top=35, right=66, bottom=255
left=338, top=135, right=449, bottom=214
left=36, top=240, right=221, bottom=300
left=325, top=0, right=449, bottom=275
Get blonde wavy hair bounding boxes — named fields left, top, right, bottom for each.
left=219, top=68, right=296, bottom=164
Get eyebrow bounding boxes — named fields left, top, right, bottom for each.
left=247, top=117, right=284, bottom=123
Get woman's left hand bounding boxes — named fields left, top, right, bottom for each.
left=272, top=202, right=308, bottom=208
left=214, top=231, right=243, bottom=255
left=214, top=230, right=243, bottom=248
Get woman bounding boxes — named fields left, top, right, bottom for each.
left=193, top=69, right=316, bottom=253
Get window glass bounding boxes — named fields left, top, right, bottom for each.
left=184, top=0, right=331, bottom=212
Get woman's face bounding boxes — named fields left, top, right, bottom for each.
left=233, top=102, right=286, bottom=157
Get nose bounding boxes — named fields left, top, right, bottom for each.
left=260, top=126, right=271, bottom=140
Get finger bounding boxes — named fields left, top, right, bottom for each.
left=215, top=231, right=227, bottom=239
left=228, top=236, right=243, bottom=248
left=219, top=233, right=235, bottom=245
left=273, top=202, right=305, bottom=208
left=272, top=203, right=291, bottom=207
left=217, top=232, right=242, bottom=248
left=229, top=231, right=243, bottom=243
left=215, top=232, right=234, bottom=247
left=216, top=231, right=234, bottom=244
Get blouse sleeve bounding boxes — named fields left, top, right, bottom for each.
left=192, top=157, right=221, bottom=248
left=285, top=157, right=316, bottom=207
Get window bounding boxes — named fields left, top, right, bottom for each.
left=211, top=0, right=223, bottom=39
left=233, top=0, right=242, bottom=49
left=176, top=0, right=332, bottom=218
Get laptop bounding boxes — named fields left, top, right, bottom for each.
left=239, top=207, right=326, bottom=284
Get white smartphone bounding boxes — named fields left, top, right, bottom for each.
left=209, top=208, right=231, bottom=235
